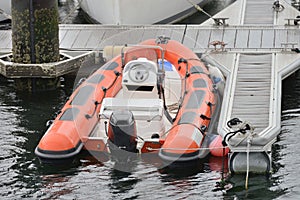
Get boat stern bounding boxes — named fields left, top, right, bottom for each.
left=35, top=129, right=83, bottom=164
left=158, top=124, right=209, bottom=164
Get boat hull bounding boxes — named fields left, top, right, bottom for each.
left=79, top=0, right=207, bottom=25
left=35, top=140, right=83, bottom=163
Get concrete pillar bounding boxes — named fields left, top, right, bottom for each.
left=11, top=0, right=60, bottom=91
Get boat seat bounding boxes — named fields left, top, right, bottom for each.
left=99, top=98, right=164, bottom=121
left=99, top=98, right=166, bottom=139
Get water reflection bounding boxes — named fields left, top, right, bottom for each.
left=39, top=174, right=75, bottom=199
left=0, top=78, right=71, bottom=198
left=109, top=169, right=139, bottom=196
left=159, top=160, right=205, bottom=176
left=225, top=174, right=285, bottom=200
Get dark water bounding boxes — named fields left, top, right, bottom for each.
left=1, top=0, right=300, bottom=199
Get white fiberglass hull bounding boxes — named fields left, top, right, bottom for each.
left=79, top=0, right=207, bottom=25
left=0, top=0, right=11, bottom=22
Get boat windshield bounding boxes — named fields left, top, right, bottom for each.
left=122, top=45, right=164, bottom=71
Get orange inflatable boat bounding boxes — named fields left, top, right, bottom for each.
left=35, top=37, right=228, bottom=165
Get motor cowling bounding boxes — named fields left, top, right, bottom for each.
left=108, top=110, right=137, bottom=153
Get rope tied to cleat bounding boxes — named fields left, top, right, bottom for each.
left=222, top=118, right=254, bottom=147
left=222, top=118, right=256, bottom=189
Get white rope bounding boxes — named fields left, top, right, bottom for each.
left=0, top=8, right=11, bottom=20
left=245, top=137, right=251, bottom=189
left=186, top=0, right=212, bottom=18
left=245, top=127, right=254, bottom=190
left=146, top=146, right=227, bottom=151
left=61, top=0, right=83, bottom=23
left=230, top=121, right=254, bottom=147
left=222, top=119, right=255, bottom=189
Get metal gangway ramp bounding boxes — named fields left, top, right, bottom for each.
left=244, top=0, right=274, bottom=24
left=230, top=53, right=272, bottom=134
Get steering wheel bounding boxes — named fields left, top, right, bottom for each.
left=128, top=64, right=149, bottom=83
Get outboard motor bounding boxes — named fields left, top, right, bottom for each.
left=108, top=110, right=137, bottom=154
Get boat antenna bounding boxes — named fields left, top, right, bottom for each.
left=181, top=24, right=188, bottom=44
left=121, top=45, right=128, bottom=68
left=186, top=0, right=213, bottom=19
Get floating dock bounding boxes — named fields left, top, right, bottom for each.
left=202, top=0, right=300, bottom=173
left=0, top=0, right=300, bottom=173
left=1, top=24, right=299, bottom=54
